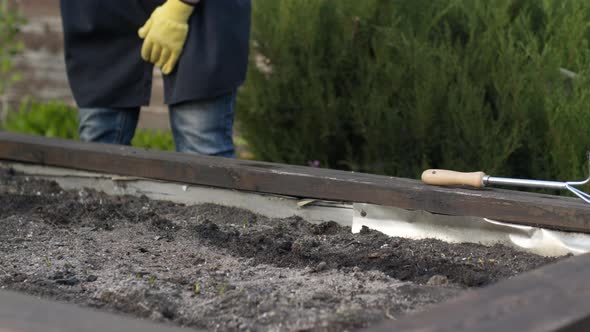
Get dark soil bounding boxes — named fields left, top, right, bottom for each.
left=0, top=168, right=561, bottom=331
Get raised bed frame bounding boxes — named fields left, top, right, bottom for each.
left=1, top=131, right=590, bottom=332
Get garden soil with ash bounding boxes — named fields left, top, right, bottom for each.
left=0, top=168, right=561, bottom=331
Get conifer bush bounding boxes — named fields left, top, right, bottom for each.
left=238, top=0, right=590, bottom=183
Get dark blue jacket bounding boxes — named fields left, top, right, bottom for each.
left=60, top=0, right=251, bottom=108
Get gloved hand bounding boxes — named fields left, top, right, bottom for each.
left=138, top=0, right=195, bottom=74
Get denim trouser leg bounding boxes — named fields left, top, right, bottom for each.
left=169, top=92, right=236, bottom=158
left=78, top=108, right=140, bottom=145
left=77, top=92, right=235, bottom=157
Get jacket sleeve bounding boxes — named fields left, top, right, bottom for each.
left=180, top=0, right=200, bottom=5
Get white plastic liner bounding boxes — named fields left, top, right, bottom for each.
left=4, top=161, right=589, bottom=257
left=352, top=203, right=590, bottom=257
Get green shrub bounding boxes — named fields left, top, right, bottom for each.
left=2, top=100, right=175, bottom=151
left=238, top=0, right=590, bottom=184
left=3, top=100, right=79, bottom=139
left=131, top=129, right=175, bottom=151
left=0, top=0, right=25, bottom=97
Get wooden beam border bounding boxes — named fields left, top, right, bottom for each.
left=1, top=132, right=589, bottom=232
left=0, top=290, right=196, bottom=332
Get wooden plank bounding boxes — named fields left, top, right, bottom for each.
left=1, top=132, right=590, bottom=232
left=0, top=290, right=196, bottom=332
left=364, top=253, right=590, bottom=332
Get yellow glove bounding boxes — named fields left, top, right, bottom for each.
left=138, top=0, right=195, bottom=74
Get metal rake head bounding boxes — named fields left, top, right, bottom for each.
left=565, top=151, right=590, bottom=204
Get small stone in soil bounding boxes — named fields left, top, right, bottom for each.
left=86, top=275, right=98, bottom=282
left=427, top=275, right=449, bottom=286
left=315, top=261, right=328, bottom=272
left=12, top=273, right=27, bottom=283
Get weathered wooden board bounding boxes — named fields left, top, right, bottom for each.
left=0, top=290, right=195, bottom=332
left=1, top=132, right=589, bottom=232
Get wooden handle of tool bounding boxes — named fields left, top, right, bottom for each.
left=421, top=169, right=486, bottom=188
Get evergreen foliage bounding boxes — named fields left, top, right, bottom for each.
left=238, top=0, right=590, bottom=183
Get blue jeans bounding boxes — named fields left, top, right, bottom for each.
left=78, top=92, right=236, bottom=158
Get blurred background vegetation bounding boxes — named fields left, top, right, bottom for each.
left=2, top=0, right=590, bottom=186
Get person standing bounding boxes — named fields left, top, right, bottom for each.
left=60, top=0, right=251, bottom=157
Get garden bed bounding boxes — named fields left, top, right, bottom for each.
left=0, top=168, right=560, bottom=331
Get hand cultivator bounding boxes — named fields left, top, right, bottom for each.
left=422, top=152, right=590, bottom=204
